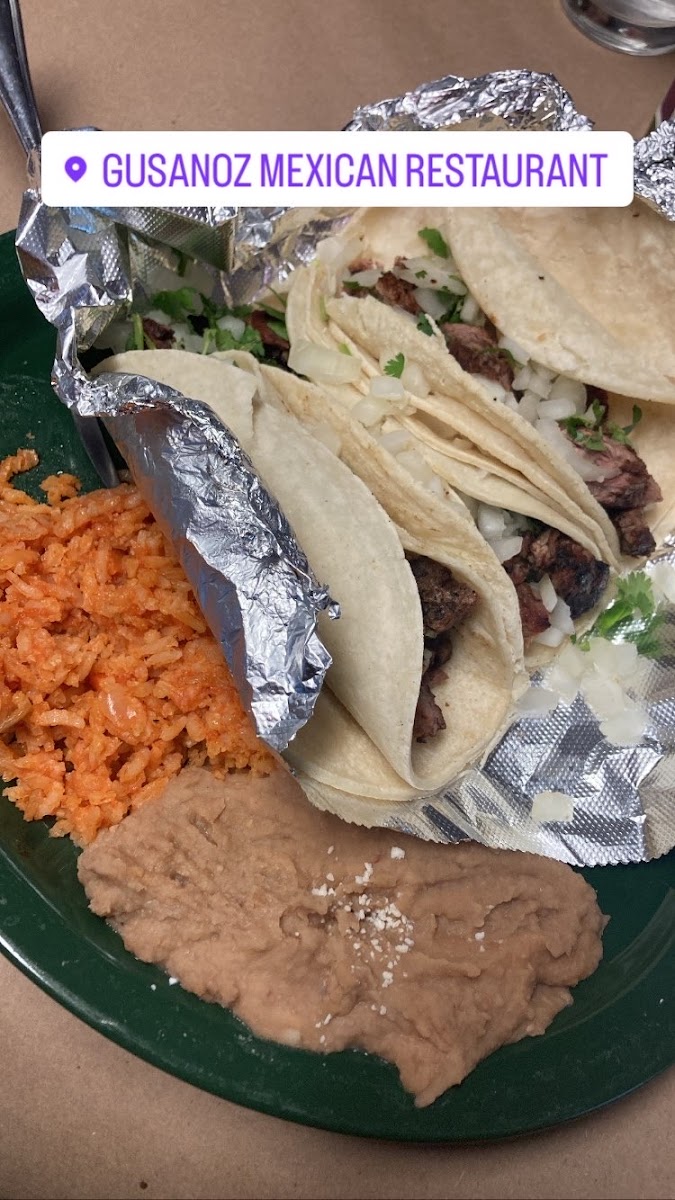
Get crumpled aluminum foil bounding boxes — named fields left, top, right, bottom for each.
left=13, top=68, right=675, bottom=862
left=357, top=544, right=675, bottom=867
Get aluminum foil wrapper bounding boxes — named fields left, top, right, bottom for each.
left=13, top=67, right=675, bottom=863
left=349, top=543, right=675, bottom=867
left=634, top=118, right=675, bottom=220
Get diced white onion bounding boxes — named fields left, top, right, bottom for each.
left=537, top=574, right=558, bottom=614
left=491, top=535, right=523, bottom=563
left=176, top=331, right=204, bottom=354
left=289, top=340, right=362, bottom=385
left=548, top=375, right=587, bottom=412
left=517, top=687, right=559, bottom=717
left=537, top=396, right=578, bottom=421
left=439, top=275, right=467, bottom=296
left=545, top=662, right=582, bottom=703
left=311, top=421, right=342, bottom=457
left=599, top=709, right=648, bottom=747
left=512, top=364, right=534, bottom=392
left=527, top=370, right=553, bottom=400
left=533, top=625, right=565, bottom=648
left=650, top=563, right=675, bottom=606
left=531, top=791, right=575, bottom=823
left=347, top=268, right=381, bottom=287
left=460, top=294, right=481, bottom=324
left=351, top=395, right=391, bottom=428
left=400, top=362, right=430, bottom=398
left=497, top=335, right=529, bottom=366
left=517, top=390, right=541, bottom=424
left=216, top=315, right=246, bottom=340
left=413, top=287, right=449, bottom=320
left=587, top=637, right=640, bottom=681
left=369, top=375, right=405, bottom=401
left=378, top=429, right=411, bottom=455
left=555, top=643, right=588, bottom=681
left=395, top=448, right=436, bottom=485
left=535, top=418, right=609, bottom=482
left=549, top=596, right=575, bottom=635
left=581, top=676, right=628, bottom=720
left=477, top=503, right=507, bottom=541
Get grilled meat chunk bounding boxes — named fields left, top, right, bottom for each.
left=581, top=435, right=662, bottom=512
left=611, top=509, right=657, bottom=558
left=407, top=555, right=478, bottom=742
left=374, top=271, right=421, bottom=314
left=440, top=323, right=514, bottom=390
left=142, top=317, right=175, bottom=349
left=413, top=677, right=446, bottom=743
left=408, top=555, right=478, bottom=636
left=504, top=528, right=609, bottom=641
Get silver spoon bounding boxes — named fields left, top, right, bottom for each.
left=0, top=0, right=120, bottom=488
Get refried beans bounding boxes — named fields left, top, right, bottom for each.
left=78, top=764, right=605, bottom=1107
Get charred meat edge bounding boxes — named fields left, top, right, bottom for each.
left=407, top=554, right=478, bottom=742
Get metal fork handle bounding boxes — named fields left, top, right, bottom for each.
left=0, top=0, right=41, bottom=152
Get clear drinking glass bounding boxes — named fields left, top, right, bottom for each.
left=561, top=0, right=675, bottom=54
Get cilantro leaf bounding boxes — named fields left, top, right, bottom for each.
left=577, top=571, right=663, bottom=657
left=418, top=227, right=449, bottom=259
left=128, top=313, right=145, bottom=352
left=436, top=288, right=464, bottom=324
left=415, top=269, right=427, bottom=279
left=213, top=324, right=265, bottom=358
left=266, top=316, right=289, bottom=342
left=607, top=405, right=643, bottom=446
left=384, top=353, right=405, bottom=378
left=416, top=314, right=434, bottom=337
left=343, top=280, right=366, bottom=294
left=151, top=287, right=199, bottom=323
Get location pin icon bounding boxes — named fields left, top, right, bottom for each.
left=65, top=156, right=87, bottom=182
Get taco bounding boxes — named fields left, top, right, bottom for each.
left=96, top=350, right=525, bottom=801
left=283, top=207, right=670, bottom=655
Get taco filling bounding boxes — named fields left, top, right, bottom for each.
left=338, top=228, right=662, bottom=561
left=407, top=554, right=478, bottom=741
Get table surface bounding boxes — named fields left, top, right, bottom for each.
left=1, top=2, right=673, bottom=1197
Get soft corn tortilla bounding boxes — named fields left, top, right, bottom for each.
left=287, top=257, right=623, bottom=571
left=444, top=204, right=675, bottom=404
left=97, top=350, right=523, bottom=800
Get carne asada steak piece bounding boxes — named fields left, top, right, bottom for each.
left=581, top=435, right=662, bottom=512
left=374, top=271, right=421, bottom=315
left=440, top=324, right=515, bottom=390
left=504, top=527, right=609, bottom=640
left=248, top=309, right=289, bottom=350
left=611, top=509, right=657, bottom=558
left=413, top=676, right=446, bottom=742
left=408, top=555, right=478, bottom=636
left=142, top=316, right=175, bottom=350
left=407, top=555, right=478, bottom=742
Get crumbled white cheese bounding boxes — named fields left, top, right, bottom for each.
left=390, top=846, right=405, bottom=860
left=474, top=931, right=485, bottom=941
left=355, top=862, right=374, bottom=885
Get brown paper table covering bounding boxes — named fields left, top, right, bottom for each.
left=0, top=2, right=673, bottom=1197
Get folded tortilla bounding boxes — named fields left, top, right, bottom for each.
left=282, top=208, right=673, bottom=662
left=97, top=350, right=525, bottom=802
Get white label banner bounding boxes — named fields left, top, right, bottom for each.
left=41, top=129, right=634, bottom=208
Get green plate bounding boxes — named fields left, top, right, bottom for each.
left=0, top=229, right=673, bottom=1141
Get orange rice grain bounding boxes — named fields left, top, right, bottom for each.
left=0, top=452, right=275, bottom=844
